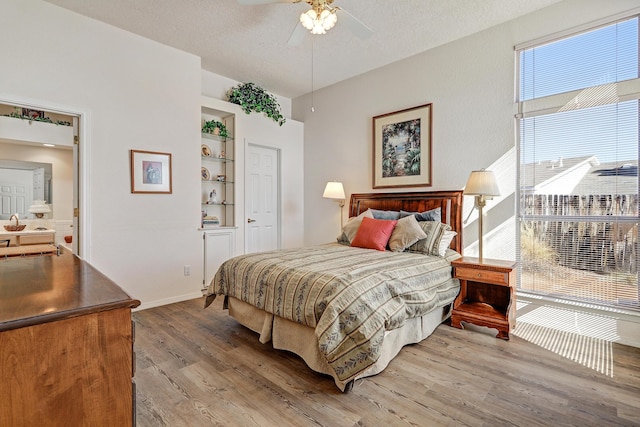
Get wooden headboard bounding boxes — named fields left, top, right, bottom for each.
left=348, top=191, right=464, bottom=254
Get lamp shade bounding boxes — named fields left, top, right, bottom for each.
left=28, top=200, right=51, bottom=214
left=323, top=181, right=345, bottom=200
left=464, top=170, right=501, bottom=196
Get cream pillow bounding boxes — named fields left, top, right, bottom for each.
left=337, top=209, right=374, bottom=244
left=438, top=230, right=458, bottom=256
left=388, top=215, right=427, bottom=252
left=406, top=221, right=451, bottom=256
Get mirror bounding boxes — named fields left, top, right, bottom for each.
left=0, top=159, right=53, bottom=220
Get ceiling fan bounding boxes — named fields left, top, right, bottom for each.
left=238, top=0, right=373, bottom=45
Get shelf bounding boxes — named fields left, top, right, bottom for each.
left=202, top=132, right=233, bottom=141
left=201, top=156, right=234, bottom=163
left=202, top=180, right=234, bottom=184
left=455, top=301, right=507, bottom=321
left=201, top=104, right=235, bottom=230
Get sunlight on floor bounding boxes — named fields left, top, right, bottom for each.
left=514, top=301, right=615, bottom=377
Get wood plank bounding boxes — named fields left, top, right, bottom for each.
left=132, top=297, right=640, bottom=426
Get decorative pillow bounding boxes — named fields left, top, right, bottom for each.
left=370, top=209, right=401, bottom=220
left=406, top=221, right=451, bottom=256
left=350, top=217, right=397, bottom=251
left=438, top=230, right=458, bottom=256
left=337, top=209, right=374, bottom=244
left=388, top=215, right=427, bottom=252
left=399, top=207, right=441, bottom=222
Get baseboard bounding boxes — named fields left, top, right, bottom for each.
left=135, top=292, right=203, bottom=311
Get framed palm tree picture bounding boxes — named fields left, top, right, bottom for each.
left=372, top=104, right=432, bottom=188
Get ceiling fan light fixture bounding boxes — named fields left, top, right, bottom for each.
left=300, top=7, right=337, bottom=35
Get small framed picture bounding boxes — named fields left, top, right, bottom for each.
left=130, top=149, right=172, bottom=194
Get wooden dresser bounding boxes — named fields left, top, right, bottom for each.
left=0, top=254, right=140, bottom=426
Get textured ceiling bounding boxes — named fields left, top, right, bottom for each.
left=43, top=0, right=563, bottom=99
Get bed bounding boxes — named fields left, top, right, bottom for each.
left=205, top=190, right=463, bottom=392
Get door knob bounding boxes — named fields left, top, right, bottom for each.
left=247, top=218, right=256, bottom=223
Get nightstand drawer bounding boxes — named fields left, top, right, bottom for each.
left=455, top=267, right=510, bottom=286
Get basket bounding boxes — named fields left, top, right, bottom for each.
left=4, top=224, right=26, bottom=232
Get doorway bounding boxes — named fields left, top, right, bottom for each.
left=245, top=144, right=280, bottom=254
left=0, top=100, right=81, bottom=256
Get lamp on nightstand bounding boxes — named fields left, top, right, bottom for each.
left=323, top=181, right=345, bottom=228
left=464, top=169, right=500, bottom=262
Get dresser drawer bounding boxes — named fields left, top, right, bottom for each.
left=455, top=267, right=510, bottom=286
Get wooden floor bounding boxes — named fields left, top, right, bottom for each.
left=133, top=297, right=640, bottom=427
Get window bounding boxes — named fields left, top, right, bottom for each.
left=517, top=16, right=640, bottom=311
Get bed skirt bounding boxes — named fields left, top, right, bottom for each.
left=227, top=296, right=453, bottom=391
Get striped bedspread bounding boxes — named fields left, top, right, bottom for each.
left=205, top=243, right=460, bottom=383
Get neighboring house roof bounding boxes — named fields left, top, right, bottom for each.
left=571, top=159, right=638, bottom=195
left=520, top=156, right=598, bottom=193
left=521, top=155, right=638, bottom=195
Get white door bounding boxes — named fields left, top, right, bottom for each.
left=0, top=177, right=30, bottom=219
left=246, top=144, right=280, bottom=253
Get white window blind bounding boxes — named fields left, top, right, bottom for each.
left=517, top=16, right=640, bottom=311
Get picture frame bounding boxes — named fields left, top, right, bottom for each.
left=130, top=149, right=172, bottom=194
left=372, top=103, right=432, bottom=189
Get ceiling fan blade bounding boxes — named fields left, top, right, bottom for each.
left=335, top=8, right=373, bottom=39
left=287, top=22, right=307, bottom=46
left=237, top=0, right=298, bottom=5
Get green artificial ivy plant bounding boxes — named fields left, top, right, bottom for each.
left=226, top=82, right=286, bottom=126
left=3, top=107, right=71, bottom=126
left=201, top=119, right=229, bottom=138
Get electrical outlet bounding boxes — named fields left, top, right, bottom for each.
left=184, top=265, right=191, bottom=276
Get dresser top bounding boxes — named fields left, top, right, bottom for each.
left=0, top=254, right=140, bottom=332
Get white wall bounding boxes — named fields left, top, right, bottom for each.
left=294, top=0, right=640, bottom=258
left=202, top=71, right=304, bottom=253
left=293, top=0, right=640, bottom=347
left=200, top=95, right=304, bottom=255
left=0, top=0, right=203, bottom=309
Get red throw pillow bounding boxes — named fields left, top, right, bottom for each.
left=351, top=217, right=398, bottom=251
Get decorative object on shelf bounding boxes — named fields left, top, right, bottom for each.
left=64, top=235, right=72, bottom=244
left=23, top=108, right=44, bottom=120
left=201, top=144, right=212, bottom=157
left=201, top=167, right=210, bottom=181
left=202, top=119, right=229, bottom=138
left=130, top=149, right=172, bottom=194
left=373, top=104, right=432, bottom=189
left=202, top=214, right=220, bottom=227
left=463, top=169, right=501, bottom=262
left=209, top=189, right=218, bottom=204
left=219, top=150, right=225, bottom=159
left=323, top=181, right=345, bottom=228
left=226, top=82, right=286, bottom=126
left=216, top=174, right=226, bottom=182
left=2, top=106, right=72, bottom=126
left=28, top=200, right=51, bottom=218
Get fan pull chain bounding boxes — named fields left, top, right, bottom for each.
left=311, top=38, right=315, bottom=113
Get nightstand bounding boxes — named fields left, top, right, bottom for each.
left=450, top=257, right=517, bottom=340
